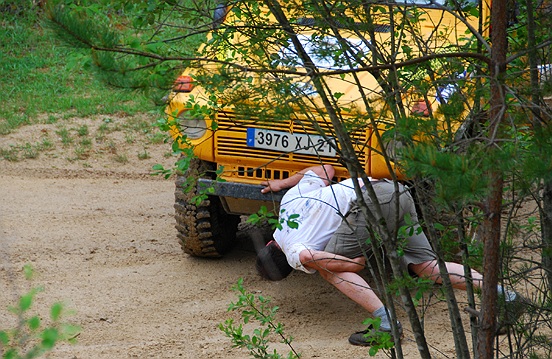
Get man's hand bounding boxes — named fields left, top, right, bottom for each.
left=260, top=179, right=287, bottom=194
left=260, top=164, right=335, bottom=194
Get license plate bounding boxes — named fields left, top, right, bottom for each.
left=246, top=128, right=336, bottom=157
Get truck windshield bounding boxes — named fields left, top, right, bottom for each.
left=278, top=34, right=371, bottom=70
left=401, top=0, right=447, bottom=5
left=379, top=0, right=478, bottom=7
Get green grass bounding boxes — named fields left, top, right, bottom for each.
left=138, top=149, right=151, bottom=160
left=0, top=138, right=53, bottom=162
left=76, top=125, right=89, bottom=136
left=0, top=13, right=155, bottom=135
left=0, top=3, right=202, bottom=168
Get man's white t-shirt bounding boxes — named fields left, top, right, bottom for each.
left=273, top=171, right=361, bottom=273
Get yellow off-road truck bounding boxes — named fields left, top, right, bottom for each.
left=165, top=0, right=492, bottom=257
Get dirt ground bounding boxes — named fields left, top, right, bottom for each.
left=0, top=115, right=487, bottom=358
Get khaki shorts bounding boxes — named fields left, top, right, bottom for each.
left=324, top=181, right=436, bottom=268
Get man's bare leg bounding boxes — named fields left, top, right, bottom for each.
left=318, top=269, right=385, bottom=313
left=409, top=260, right=483, bottom=290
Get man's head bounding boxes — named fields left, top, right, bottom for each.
left=256, top=240, right=293, bottom=281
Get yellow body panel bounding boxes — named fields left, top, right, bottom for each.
left=166, top=1, right=491, bottom=188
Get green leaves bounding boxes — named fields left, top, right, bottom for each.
left=28, top=316, right=41, bottom=331
left=401, top=143, right=488, bottom=205
left=0, top=265, right=80, bottom=359
left=359, top=317, right=395, bottom=356
left=220, top=278, right=300, bottom=359
left=333, top=92, right=345, bottom=100
left=41, top=328, right=59, bottom=350
left=23, top=264, right=34, bottom=280
left=0, top=330, right=9, bottom=345
left=18, top=291, right=35, bottom=312
left=50, top=303, right=63, bottom=321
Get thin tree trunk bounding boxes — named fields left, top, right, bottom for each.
left=543, top=179, right=552, bottom=292
left=477, top=174, right=503, bottom=358
left=457, top=214, right=479, bottom=357
left=477, top=1, right=508, bottom=357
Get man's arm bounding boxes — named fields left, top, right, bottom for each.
left=260, top=164, right=335, bottom=193
left=299, top=249, right=365, bottom=273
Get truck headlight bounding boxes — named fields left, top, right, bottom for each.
left=178, top=113, right=207, bottom=139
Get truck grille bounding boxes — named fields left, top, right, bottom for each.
left=214, top=110, right=370, bottom=173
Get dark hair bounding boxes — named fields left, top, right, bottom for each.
left=256, top=241, right=293, bottom=281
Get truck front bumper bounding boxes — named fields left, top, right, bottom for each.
left=198, top=179, right=288, bottom=215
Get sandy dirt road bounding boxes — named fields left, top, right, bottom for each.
left=0, top=117, right=465, bottom=359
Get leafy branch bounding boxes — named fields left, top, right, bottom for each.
left=0, top=265, right=80, bottom=359
left=219, top=278, right=300, bottom=359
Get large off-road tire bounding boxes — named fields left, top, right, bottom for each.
left=174, top=159, right=241, bottom=257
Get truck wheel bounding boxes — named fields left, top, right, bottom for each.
left=174, top=159, right=240, bottom=257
